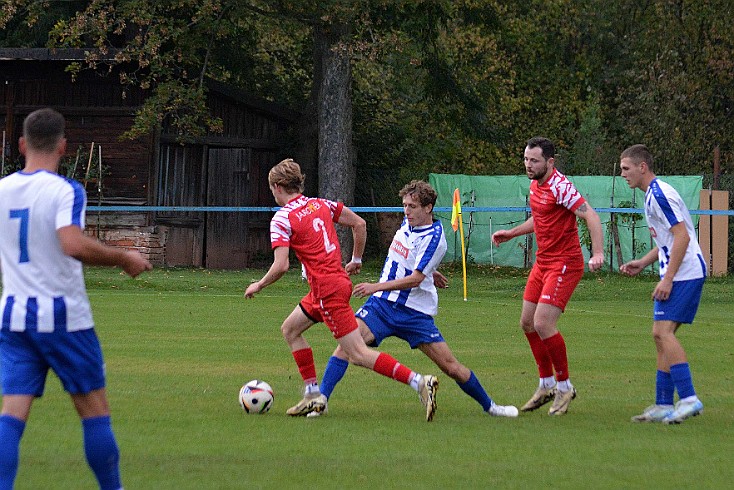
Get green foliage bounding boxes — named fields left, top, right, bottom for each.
left=1, top=0, right=732, bottom=185
left=562, top=97, right=616, bottom=176
left=605, top=0, right=734, bottom=173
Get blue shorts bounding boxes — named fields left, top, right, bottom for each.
left=0, top=328, right=106, bottom=396
left=653, top=278, right=705, bottom=324
left=355, top=296, right=444, bottom=349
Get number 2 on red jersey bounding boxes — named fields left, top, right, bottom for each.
left=312, top=217, right=337, bottom=254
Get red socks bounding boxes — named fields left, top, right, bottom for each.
left=373, top=352, right=413, bottom=384
left=525, top=331, right=554, bottom=378
left=292, top=348, right=318, bottom=385
left=542, top=332, right=569, bottom=382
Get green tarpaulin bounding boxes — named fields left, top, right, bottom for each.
left=429, top=173, right=702, bottom=271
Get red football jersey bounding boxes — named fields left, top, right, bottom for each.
left=529, top=168, right=586, bottom=263
left=270, top=194, right=347, bottom=296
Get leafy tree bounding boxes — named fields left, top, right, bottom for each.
left=594, top=0, right=734, bottom=174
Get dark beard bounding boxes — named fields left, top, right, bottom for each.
left=529, top=167, right=549, bottom=181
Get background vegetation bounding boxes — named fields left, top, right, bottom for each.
left=2, top=1, right=732, bottom=266
left=2, top=0, right=732, bottom=207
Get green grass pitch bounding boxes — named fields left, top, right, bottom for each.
left=8, top=265, right=734, bottom=489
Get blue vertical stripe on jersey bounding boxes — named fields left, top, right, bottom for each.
left=386, top=260, right=399, bottom=281
left=396, top=269, right=412, bottom=305
left=25, top=297, right=38, bottom=331
left=650, top=180, right=680, bottom=227
left=54, top=297, right=67, bottom=331
left=1, top=296, right=14, bottom=330
left=378, top=260, right=399, bottom=300
left=415, top=226, right=441, bottom=272
left=697, top=254, right=707, bottom=276
left=69, top=179, right=86, bottom=226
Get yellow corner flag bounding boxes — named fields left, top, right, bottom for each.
left=451, top=188, right=461, bottom=231
left=450, top=188, right=468, bottom=301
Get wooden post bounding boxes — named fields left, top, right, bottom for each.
left=699, top=189, right=729, bottom=276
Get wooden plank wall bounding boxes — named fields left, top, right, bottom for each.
left=3, top=59, right=299, bottom=268
left=1, top=61, right=152, bottom=202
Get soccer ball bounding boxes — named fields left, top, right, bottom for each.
left=239, top=380, right=274, bottom=414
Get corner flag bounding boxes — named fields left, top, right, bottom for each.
left=451, top=188, right=461, bottom=232
left=450, top=188, right=468, bottom=301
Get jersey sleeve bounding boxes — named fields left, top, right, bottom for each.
left=414, top=224, right=446, bottom=274
left=650, top=183, right=683, bottom=228
left=56, top=179, right=87, bottom=230
left=553, top=179, right=586, bottom=212
left=325, top=199, right=344, bottom=223
left=269, top=209, right=292, bottom=249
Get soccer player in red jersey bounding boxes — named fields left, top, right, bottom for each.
left=492, top=137, right=605, bottom=415
left=245, top=159, right=439, bottom=421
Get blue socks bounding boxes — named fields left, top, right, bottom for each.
left=655, top=369, right=675, bottom=405
left=321, top=358, right=496, bottom=413
left=657, top=364, right=697, bottom=405
left=82, top=416, right=122, bottom=490
left=0, top=415, right=25, bottom=490
left=670, top=362, right=696, bottom=400
left=458, top=371, right=493, bottom=412
left=0, top=414, right=121, bottom=490
left=320, top=356, right=349, bottom=399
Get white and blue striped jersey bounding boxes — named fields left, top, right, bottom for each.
left=375, top=218, right=447, bottom=316
left=0, top=170, right=94, bottom=332
left=645, top=178, right=706, bottom=280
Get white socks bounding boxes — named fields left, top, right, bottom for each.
left=557, top=379, right=574, bottom=393
left=539, top=377, right=573, bottom=392
left=305, top=382, right=320, bottom=395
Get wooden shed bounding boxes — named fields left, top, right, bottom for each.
left=1, top=48, right=301, bottom=269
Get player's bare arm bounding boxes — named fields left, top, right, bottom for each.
left=57, top=225, right=152, bottom=277
left=491, top=217, right=534, bottom=246
left=620, top=246, right=659, bottom=276
left=353, top=270, right=426, bottom=298
left=337, top=206, right=366, bottom=275
left=574, top=203, right=605, bottom=271
left=245, top=246, right=290, bottom=298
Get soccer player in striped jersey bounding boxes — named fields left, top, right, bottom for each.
left=0, top=108, right=152, bottom=489
left=313, top=180, right=518, bottom=418
left=245, top=160, right=439, bottom=421
left=492, top=136, right=605, bottom=415
left=619, top=144, right=706, bottom=424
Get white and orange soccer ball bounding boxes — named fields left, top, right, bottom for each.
left=239, top=380, right=274, bottom=414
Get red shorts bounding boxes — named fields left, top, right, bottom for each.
left=523, top=259, right=584, bottom=311
left=299, top=278, right=358, bottom=339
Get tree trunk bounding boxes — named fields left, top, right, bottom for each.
left=315, top=23, right=355, bottom=262
left=293, top=25, right=323, bottom=198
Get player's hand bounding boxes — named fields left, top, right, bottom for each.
left=244, top=281, right=261, bottom=299
left=588, top=252, right=604, bottom=272
left=345, top=261, right=362, bottom=275
left=352, top=282, right=376, bottom=298
left=652, top=277, right=673, bottom=301
left=620, top=260, right=643, bottom=276
left=122, top=250, right=153, bottom=278
left=433, top=271, right=449, bottom=288
left=491, top=230, right=511, bottom=247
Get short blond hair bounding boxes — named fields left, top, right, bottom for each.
left=268, top=158, right=305, bottom=194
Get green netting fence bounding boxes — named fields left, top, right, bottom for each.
left=429, top=173, right=703, bottom=273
